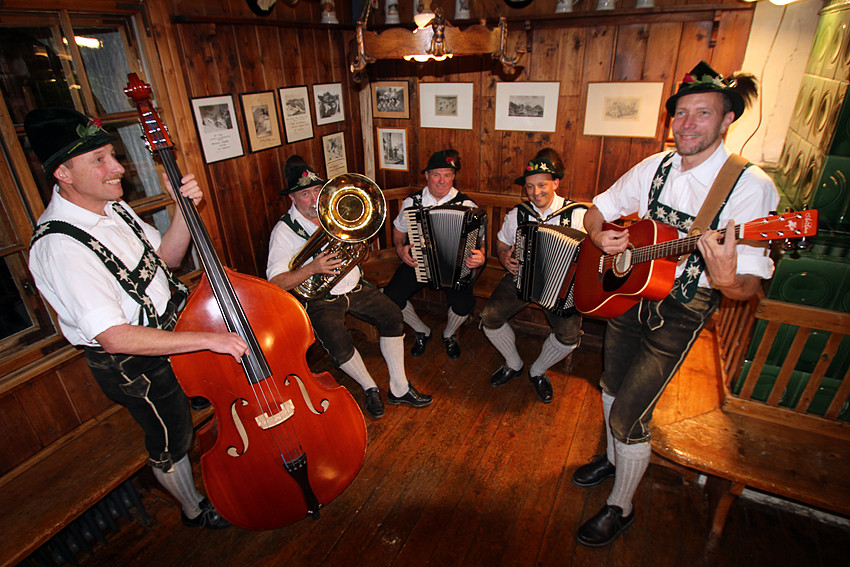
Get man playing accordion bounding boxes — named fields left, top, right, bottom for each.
left=481, top=149, right=587, bottom=404
left=384, top=150, right=486, bottom=361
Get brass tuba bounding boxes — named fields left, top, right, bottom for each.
left=289, top=173, right=386, bottom=300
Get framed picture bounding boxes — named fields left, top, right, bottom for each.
left=322, top=132, right=348, bottom=179
left=419, top=82, right=473, bottom=130
left=189, top=94, right=244, bottom=163
left=583, top=82, right=665, bottom=138
left=313, top=83, right=345, bottom=126
left=372, top=81, right=410, bottom=119
left=377, top=127, right=408, bottom=171
left=239, top=91, right=282, bottom=153
left=278, top=86, right=314, bottom=143
left=494, top=82, right=560, bottom=133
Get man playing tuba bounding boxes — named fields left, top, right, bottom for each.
left=267, top=156, right=433, bottom=419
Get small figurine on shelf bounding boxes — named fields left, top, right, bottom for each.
left=455, top=0, right=470, bottom=19
left=386, top=0, right=400, bottom=24
left=321, top=0, right=339, bottom=24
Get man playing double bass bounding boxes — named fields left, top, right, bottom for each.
left=26, top=108, right=247, bottom=529
left=266, top=156, right=433, bottom=420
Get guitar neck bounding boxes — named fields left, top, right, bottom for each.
left=631, top=225, right=732, bottom=265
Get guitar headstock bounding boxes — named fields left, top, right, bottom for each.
left=740, top=209, right=819, bottom=242
left=124, top=73, right=173, bottom=153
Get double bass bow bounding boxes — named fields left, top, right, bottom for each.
left=124, top=74, right=367, bottom=530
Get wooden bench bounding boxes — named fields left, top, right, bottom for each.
left=0, top=390, right=212, bottom=567
left=650, top=293, right=850, bottom=548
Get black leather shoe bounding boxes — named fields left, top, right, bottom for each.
left=411, top=332, right=431, bottom=358
left=490, top=364, right=524, bottom=388
left=572, top=454, right=616, bottom=488
left=529, top=372, right=553, bottom=403
left=182, top=498, right=231, bottom=529
left=576, top=504, right=635, bottom=548
left=364, top=387, right=384, bottom=419
left=190, top=396, right=211, bottom=411
left=443, top=335, right=461, bottom=359
left=387, top=384, right=433, bottom=408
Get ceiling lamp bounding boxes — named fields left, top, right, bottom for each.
left=350, top=7, right=523, bottom=73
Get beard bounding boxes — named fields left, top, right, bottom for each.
left=674, top=124, right=724, bottom=157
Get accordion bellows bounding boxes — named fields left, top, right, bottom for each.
left=514, top=224, right=585, bottom=316
left=405, top=205, right=487, bottom=290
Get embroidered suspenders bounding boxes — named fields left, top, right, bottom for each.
left=31, top=203, right=188, bottom=330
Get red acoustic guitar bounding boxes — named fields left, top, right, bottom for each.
left=573, top=210, right=819, bottom=319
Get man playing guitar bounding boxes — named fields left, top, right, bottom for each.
left=572, top=61, right=779, bottom=547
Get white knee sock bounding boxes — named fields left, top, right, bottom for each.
left=152, top=454, right=204, bottom=517
left=529, top=333, right=577, bottom=377
left=483, top=323, right=523, bottom=371
left=401, top=301, right=431, bottom=335
left=606, top=439, right=651, bottom=516
left=602, top=391, right=616, bottom=465
left=380, top=336, right=409, bottom=397
left=339, top=349, right=378, bottom=391
left=443, top=308, right=468, bottom=339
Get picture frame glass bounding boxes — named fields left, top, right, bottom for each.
left=377, top=128, right=408, bottom=171
left=190, top=94, right=244, bottom=163
left=494, top=82, right=560, bottom=133
left=372, top=81, right=410, bottom=119
left=419, top=83, right=473, bottom=130
left=240, top=91, right=282, bottom=153
left=583, top=82, right=664, bottom=138
left=313, top=83, right=345, bottom=126
left=322, top=132, right=348, bottom=178
left=278, top=86, right=314, bottom=143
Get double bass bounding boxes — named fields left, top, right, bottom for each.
left=125, top=74, right=367, bottom=530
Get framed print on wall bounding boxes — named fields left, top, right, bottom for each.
left=419, top=82, right=473, bottom=130
left=278, top=85, right=314, bottom=143
left=190, top=94, right=244, bottom=163
left=313, top=83, right=345, bottom=126
left=377, top=127, right=408, bottom=171
left=494, top=82, right=560, bottom=133
left=583, top=82, right=665, bottom=138
left=322, top=132, right=348, bottom=179
left=239, top=91, right=282, bottom=153
left=372, top=81, right=410, bottom=119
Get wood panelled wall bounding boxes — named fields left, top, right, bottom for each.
left=157, top=0, right=753, bottom=278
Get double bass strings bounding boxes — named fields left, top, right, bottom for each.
left=160, top=151, right=305, bottom=466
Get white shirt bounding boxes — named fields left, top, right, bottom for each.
left=29, top=187, right=170, bottom=347
left=391, top=186, right=478, bottom=233
left=592, top=143, right=780, bottom=287
left=496, top=194, right=587, bottom=246
left=266, top=203, right=361, bottom=296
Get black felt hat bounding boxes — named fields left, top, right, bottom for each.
left=665, top=61, right=746, bottom=121
left=514, top=156, right=563, bottom=185
left=24, top=107, right=115, bottom=179
left=282, top=164, right=326, bottom=196
left=422, top=150, right=461, bottom=173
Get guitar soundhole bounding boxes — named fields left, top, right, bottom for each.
left=612, top=248, right=633, bottom=277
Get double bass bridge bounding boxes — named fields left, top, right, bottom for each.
left=255, top=399, right=296, bottom=429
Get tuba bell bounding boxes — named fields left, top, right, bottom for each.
left=289, top=173, right=386, bottom=300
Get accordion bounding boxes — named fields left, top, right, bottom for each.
left=513, top=224, right=585, bottom=316
left=404, top=205, right=487, bottom=290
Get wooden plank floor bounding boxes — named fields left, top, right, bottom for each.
left=76, top=310, right=850, bottom=567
